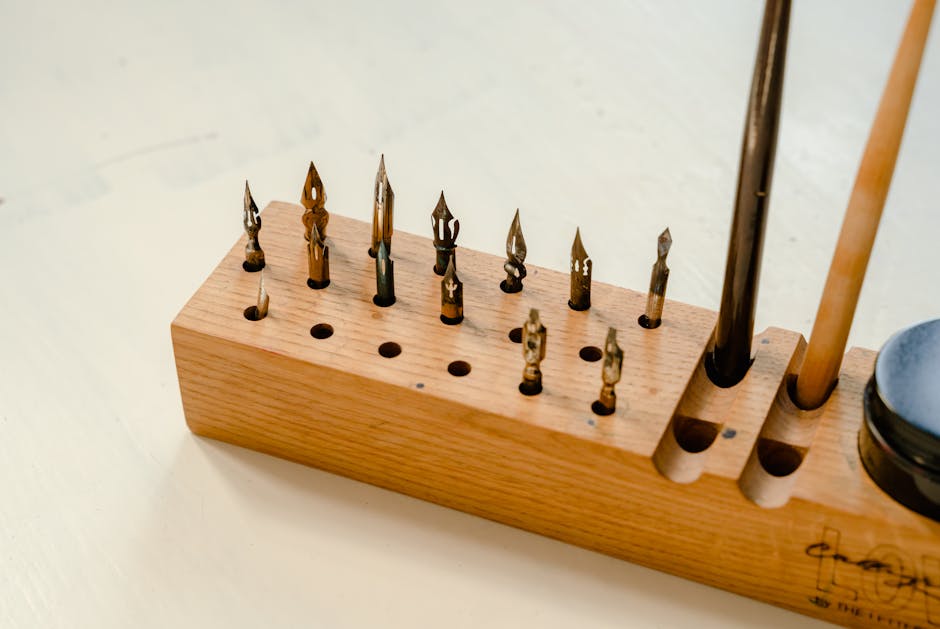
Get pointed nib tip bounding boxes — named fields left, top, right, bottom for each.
left=658, top=228, right=673, bottom=257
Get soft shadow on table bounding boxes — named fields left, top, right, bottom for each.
left=155, top=432, right=823, bottom=627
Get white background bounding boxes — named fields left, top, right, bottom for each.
left=2, top=1, right=938, bottom=627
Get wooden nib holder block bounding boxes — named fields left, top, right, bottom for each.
left=172, top=201, right=940, bottom=627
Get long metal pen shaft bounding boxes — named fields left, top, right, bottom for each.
left=707, top=0, right=791, bottom=387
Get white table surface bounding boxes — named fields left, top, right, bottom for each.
left=2, top=1, right=938, bottom=627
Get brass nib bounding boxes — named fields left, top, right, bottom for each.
left=369, top=154, right=395, bottom=258
left=440, top=255, right=464, bottom=325
left=519, top=308, right=547, bottom=396
left=373, top=240, right=396, bottom=307
left=244, top=270, right=270, bottom=321
left=242, top=181, right=265, bottom=272
left=592, top=328, right=624, bottom=416
left=640, top=228, right=672, bottom=329
left=301, top=161, right=329, bottom=240
left=307, top=223, right=330, bottom=289
left=431, top=191, right=460, bottom=275
left=568, top=227, right=592, bottom=311
left=500, top=209, right=527, bottom=294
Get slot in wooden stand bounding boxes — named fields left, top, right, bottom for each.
left=172, top=201, right=940, bottom=627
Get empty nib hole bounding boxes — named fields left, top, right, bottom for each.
left=508, top=327, right=523, bottom=343
left=310, top=323, right=334, bottom=339
left=378, top=342, right=402, bottom=358
left=757, top=438, right=806, bottom=477
left=673, top=416, right=720, bottom=454
left=243, top=306, right=265, bottom=321
left=447, top=360, right=471, bottom=377
left=579, top=346, right=602, bottom=362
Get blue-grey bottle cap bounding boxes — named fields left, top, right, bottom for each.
left=861, top=318, right=940, bottom=520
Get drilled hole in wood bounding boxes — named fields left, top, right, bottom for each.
left=673, top=416, right=720, bottom=453
left=447, top=361, right=471, bottom=377
left=378, top=342, right=401, bottom=358
left=508, top=327, right=522, bottom=343
left=579, top=346, right=602, bottom=362
left=310, top=323, right=334, bottom=339
left=243, top=306, right=265, bottom=321
left=757, top=438, right=806, bottom=477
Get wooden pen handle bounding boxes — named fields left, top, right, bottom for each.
left=794, top=0, right=936, bottom=410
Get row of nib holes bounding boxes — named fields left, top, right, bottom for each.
left=308, top=330, right=471, bottom=377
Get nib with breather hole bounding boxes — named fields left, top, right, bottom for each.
left=568, top=227, right=592, bottom=311
left=519, top=308, right=547, bottom=396
left=244, top=270, right=270, bottom=321
left=592, top=328, right=624, bottom=416
left=307, top=223, right=330, bottom=289
left=431, top=191, right=460, bottom=275
left=640, top=228, right=672, bottom=329
left=440, top=255, right=464, bottom=325
left=301, top=161, right=328, bottom=241
left=500, top=209, right=527, bottom=294
left=242, top=181, right=265, bottom=272
left=369, top=155, right=394, bottom=258
left=373, top=240, right=396, bottom=307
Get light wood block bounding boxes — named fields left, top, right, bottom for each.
left=171, top=201, right=940, bottom=628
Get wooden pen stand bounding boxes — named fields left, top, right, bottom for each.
left=172, top=201, right=940, bottom=628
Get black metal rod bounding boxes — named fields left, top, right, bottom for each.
left=707, top=0, right=791, bottom=387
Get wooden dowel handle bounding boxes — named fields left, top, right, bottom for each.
left=794, top=0, right=936, bottom=410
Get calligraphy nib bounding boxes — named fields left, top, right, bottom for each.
left=373, top=240, right=396, bottom=307
left=301, top=161, right=329, bottom=240
left=369, top=154, right=395, bottom=258
left=440, top=255, right=464, bottom=325
left=500, top=209, right=527, bottom=294
left=519, top=308, right=547, bottom=396
left=640, top=228, right=672, bottom=329
left=432, top=191, right=460, bottom=275
left=242, top=180, right=265, bottom=272
left=244, top=270, right=270, bottom=321
left=592, top=328, right=624, bottom=416
left=568, top=227, right=592, bottom=311
left=307, top=223, right=331, bottom=289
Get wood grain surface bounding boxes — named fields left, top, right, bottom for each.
left=174, top=202, right=940, bottom=628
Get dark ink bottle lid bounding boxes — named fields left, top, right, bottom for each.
left=860, top=318, right=940, bottom=521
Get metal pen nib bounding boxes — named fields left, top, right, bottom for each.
left=500, top=209, right=527, bottom=294
left=369, top=154, right=394, bottom=258
left=244, top=270, right=270, bottom=321
left=640, top=228, right=672, bottom=329
left=307, top=223, right=330, bottom=289
left=519, top=308, right=547, bottom=396
left=301, top=161, right=329, bottom=240
left=431, top=191, right=460, bottom=275
left=242, top=180, right=265, bottom=272
left=373, top=240, right=396, bottom=307
left=440, top=255, right=464, bottom=325
left=593, top=327, right=624, bottom=416
left=568, top=227, right=592, bottom=311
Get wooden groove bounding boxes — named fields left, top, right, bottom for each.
left=172, top=202, right=940, bottom=628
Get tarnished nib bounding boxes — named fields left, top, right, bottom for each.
left=519, top=308, right=547, bottom=396
left=369, top=154, right=395, bottom=258
left=307, top=223, right=331, bottom=289
left=640, top=227, right=672, bottom=329
left=373, top=240, right=396, bottom=307
left=440, top=255, right=464, bottom=325
left=242, top=181, right=265, bottom=272
left=431, top=191, right=460, bottom=275
left=593, top=328, right=624, bottom=416
left=301, top=161, right=328, bottom=240
left=568, top=227, right=592, bottom=311
left=244, top=270, right=270, bottom=321
left=500, top=209, right=527, bottom=293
